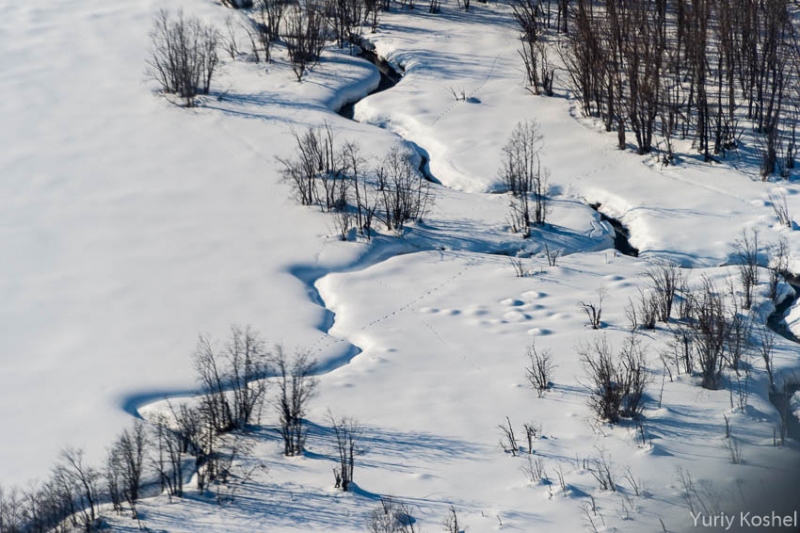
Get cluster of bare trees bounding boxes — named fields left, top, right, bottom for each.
left=499, top=120, right=550, bottom=237
left=329, top=413, right=363, bottom=491
left=557, top=0, right=799, bottom=174
left=146, top=9, right=221, bottom=106
left=656, top=270, right=768, bottom=392
left=225, top=0, right=387, bottom=81
left=275, top=348, right=319, bottom=456
left=512, top=0, right=555, bottom=95
left=579, top=334, right=648, bottom=422
left=0, top=326, right=321, bottom=532
left=279, top=127, right=432, bottom=239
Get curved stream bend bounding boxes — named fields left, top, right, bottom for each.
left=131, top=46, right=800, bottom=442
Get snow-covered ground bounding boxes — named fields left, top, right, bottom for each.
left=3, top=0, right=800, bottom=531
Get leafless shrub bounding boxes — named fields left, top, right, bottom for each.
left=145, top=9, right=220, bottom=106
left=623, top=466, right=645, bottom=497
left=223, top=15, right=240, bottom=60
left=500, top=121, right=550, bottom=236
left=342, top=141, right=377, bottom=239
left=0, top=486, right=25, bottom=533
left=284, top=1, right=327, bottom=81
left=377, top=147, right=432, bottom=232
left=522, top=456, right=548, bottom=484
left=368, top=498, right=419, bottom=533
left=511, top=0, right=542, bottom=88
left=54, top=448, right=101, bottom=530
left=555, top=463, right=567, bottom=492
left=523, top=421, right=541, bottom=454
left=107, top=421, right=148, bottom=517
left=442, top=505, right=463, bottom=533
left=664, top=323, right=694, bottom=376
left=330, top=413, right=362, bottom=491
left=760, top=326, right=775, bottom=388
left=448, top=86, right=467, bottom=101
left=579, top=336, right=622, bottom=422
left=588, top=450, right=616, bottom=491
left=509, top=256, right=526, bottom=277
left=580, top=288, right=605, bottom=329
left=726, top=434, right=743, bottom=464
left=498, top=416, right=519, bottom=456
left=258, top=0, right=287, bottom=43
left=732, top=353, right=752, bottom=411
left=733, top=228, right=760, bottom=310
left=769, top=190, right=792, bottom=227
left=724, top=292, right=752, bottom=373
left=274, top=347, right=318, bottom=456
left=645, top=263, right=681, bottom=323
left=619, top=335, right=648, bottom=418
left=278, top=125, right=345, bottom=208
left=193, top=327, right=270, bottom=434
left=768, top=236, right=789, bottom=301
left=624, top=297, right=639, bottom=331
left=544, top=243, right=561, bottom=266
left=693, top=277, right=728, bottom=390
left=526, top=339, right=554, bottom=396
left=581, top=335, right=648, bottom=422
left=150, top=412, right=185, bottom=500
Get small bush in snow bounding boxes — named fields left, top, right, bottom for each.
left=499, top=120, right=550, bottom=236
left=330, top=413, right=363, bottom=491
left=146, top=10, right=220, bottom=106
left=732, top=228, right=760, bottom=310
left=525, top=339, right=555, bottom=396
left=580, top=334, right=649, bottom=423
left=367, top=498, right=419, bottom=533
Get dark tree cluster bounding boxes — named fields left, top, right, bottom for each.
left=278, top=126, right=432, bottom=240
left=557, top=0, right=798, bottom=176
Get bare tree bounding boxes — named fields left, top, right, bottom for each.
left=330, top=413, right=362, bottom=491
left=498, top=416, right=519, bottom=455
left=580, top=336, right=622, bottom=423
left=274, top=347, right=319, bottom=456
left=693, top=277, right=728, bottom=390
left=580, top=288, right=605, bottom=329
left=619, top=335, right=648, bottom=418
left=760, top=326, right=776, bottom=388
left=145, top=10, right=220, bottom=106
left=733, top=228, right=760, bottom=310
left=54, top=448, right=100, bottom=532
left=225, top=326, right=271, bottom=429
left=525, top=339, right=554, bottom=396
left=194, top=335, right=233, bottom=433
left=377, top=147, right=432, bottom=232
left=768, top=236, right=789, bottom=301
left=645, top=263, right=681, bottom=323
left=109, top=420, right=149, bottom=517
left=499, top=120, right=549, bottom=236
left=284, top=1, right=327, bottom=81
